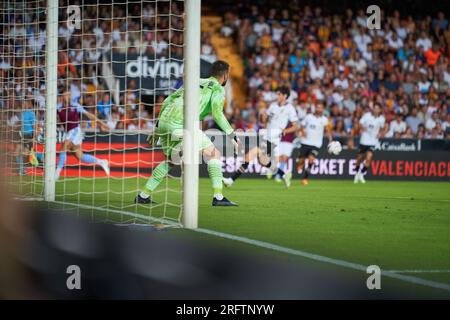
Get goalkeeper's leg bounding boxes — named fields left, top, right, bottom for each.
left=202, top=142, right=237, bottom=206
left=136, top=129, right=237, bottom=206
left=136, top=160, right=171, bottom=204
left=135, top=129, right=175, bottom=204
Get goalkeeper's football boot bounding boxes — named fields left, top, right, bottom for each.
left=301, top=178, right=309, bottom=186
left=135, top=194, right=156, bottom=204
left=212, top=196, right=238, bottom=206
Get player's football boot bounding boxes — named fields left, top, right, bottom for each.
left=55, top=167, right=62, bottom=180
left=99, top=159, right=110, bottom=176
left=282, top=172, right=292, bottom=188
left=212, top=196, right=238, bottom=206
left=134, top=194, right=156, bottom=204
left=353, top=173, right=360, bottom=184
left=296, top=162, right=303, bottom=174
left=222, top=177, right=234, bottom=187
left=359, top=174, right=366, bottom=184
left=301, top=179, right=309, bottom=186
left=29, top=150, right=39, bottom=167
left=266, top=169, right=273, bottom=180
left=274, top=174, right=282, bottom=182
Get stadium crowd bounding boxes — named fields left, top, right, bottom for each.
left=1, top=1, right=449, bottom=142
left=1, top=1, right=217, bottom=133
left=217, top=3, right=450, bottom=140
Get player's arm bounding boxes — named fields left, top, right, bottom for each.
left=15, top=114, right=22, bottom=135
left=76, top=104, right=109, bottom=131
left=298, top=116, right=307, bottom=137
left=283, top=107, right=299, bottom=135
left=261, top=112, right=268, bottom=124
left=282, top=122, right=298, bottom=135
left=325, top=122, right=333, bottom=143
left=378, top=119, right=388, bottom=138
left=261, top=107, right=270, bottom=124
left=32, top=112, right=39, bottom=142
left=359, top=115, right=367, bottom=134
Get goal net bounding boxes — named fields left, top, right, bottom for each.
left=0, top=0, right=201, bottom=227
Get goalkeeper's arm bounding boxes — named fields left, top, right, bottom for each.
left=210, top=90, right=233, bottom=135
left=210, top=90, right=240, bottom=154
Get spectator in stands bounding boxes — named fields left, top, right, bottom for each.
left=386, top=112, right=408, bottom=137
left=406, top=107, right=423, bottom=135
left=137, top=103, right=153, bottom=130
left=97, top=93, right=113, bottom=119
left=201, top=33, right=217, bottom=63
left=2, top=0, right=450, bottom=141
left=106, top=106, right=121, bottom=130
left=253, top=16, right=270, bottom=37
left=333, top=118, right=349, bottom=138
left=424, top=43, right=442, bottom=66
left=425, top=111, right=440, bottom=132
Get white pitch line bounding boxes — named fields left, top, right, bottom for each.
left=386, top=270, right=450, bottom=274
left=32, top=200, right=450, bottom=292
left=365, top=196, right=450, bottom=202
left=195, top=227, right=450, bottom=292
left=52, top=200, right=181, bottom=226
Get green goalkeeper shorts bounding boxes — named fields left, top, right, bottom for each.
left=156, top=120, right=213, bottom=158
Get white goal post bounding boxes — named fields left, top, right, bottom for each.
left=182, top=0, right=201, bottom=229
left=2, top=0, right=202, bottom=229
left=44, top=0, right=58, bottom=202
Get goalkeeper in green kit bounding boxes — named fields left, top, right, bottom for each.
left=135, top=60, right=239, bottom=206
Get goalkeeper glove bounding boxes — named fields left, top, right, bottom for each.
left=228, top=133, right=241, bottom=156
left=147, top=127, right=159, bottom=147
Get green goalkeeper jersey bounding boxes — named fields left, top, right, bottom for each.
left=158, top=77, right=233, bottom=135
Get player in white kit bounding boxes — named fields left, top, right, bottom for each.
left=354, top=103, right=386, bottom=183
left=223, top=86, right=298, bottom=188
left=272, top=123, right=296, bottom=182
left=296, top=103, right=332, bottom=185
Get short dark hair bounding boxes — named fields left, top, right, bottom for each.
left=276, top=86, right=290, bottom=99
left=210, top=60, right=230, bottom=77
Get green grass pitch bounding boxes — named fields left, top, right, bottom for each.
left=17, top=176, right=450, bottom=290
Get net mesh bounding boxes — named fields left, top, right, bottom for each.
left=0, top=0, right=189, bottom=226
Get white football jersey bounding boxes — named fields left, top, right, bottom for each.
left=296, top=106, right=308, bottom=123
left=300, top=113, right=329, bottom=148
left=359, top=112, right=385, bottom=146
left=265, top=102, right=298, bottom=144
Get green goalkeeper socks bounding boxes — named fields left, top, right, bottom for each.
left=207, top=158, right=223, bottom=195
left=143, top=159, right=222, bottom=197
left=144, top=161, right=170, bottom=193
